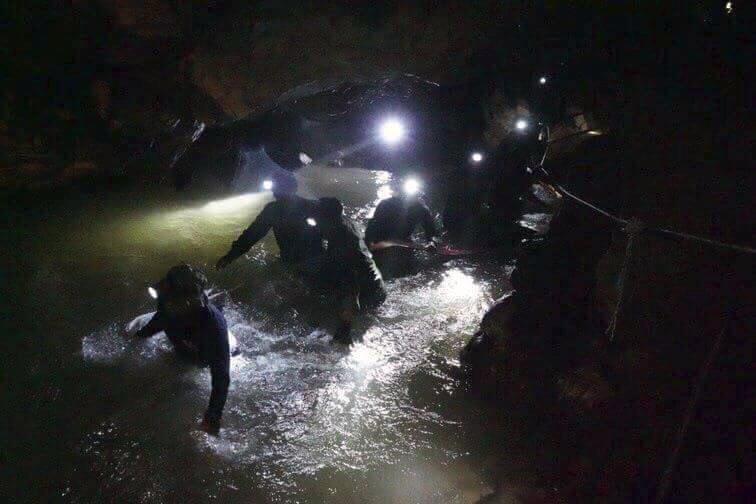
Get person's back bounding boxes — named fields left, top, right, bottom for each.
left=190, top=303, right=229, bottom=366
left=365, top=186, right=439, bottom=279
left=266, top=194, right=323, bottom=263
left=365, top=195, right=437, bottom=245
left=217, top=173, right=323, bottom=268
left=326, top=213, right=386, bottom=307
left=316, top=197, right=386, bottom=342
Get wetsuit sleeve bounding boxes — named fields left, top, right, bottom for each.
left=416, top=201, right=439, bottom=240
left=366, top=199, right=393, bottom=245
left=203, top=312, right=230, bottom=424
left=135, top=311, right=167, bottom=338
left=205, top=352, right=230, bottom=424
left=223, top=203, right=276, bottom=262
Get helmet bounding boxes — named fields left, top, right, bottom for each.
left=155, top=264, right=208, bottom=315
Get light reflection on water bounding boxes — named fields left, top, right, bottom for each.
left=14, top=165, right=513, bottom=502
left=179, top=261, right=494, bottom=482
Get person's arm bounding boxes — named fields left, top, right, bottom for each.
left=416, top=201, right=439, bottom=241
left=202, top=353, right=230, bottom=434
left=364, top=200, right=388, bottom=245
left=334, top=272, right=360, bottom=343
left=364, top=220, right=378, bottom=246
left=201, top=314, right=231, bottom=434
left=217, top=203, right=276, bottom=268
left=134, top=311, right=167, bottom=338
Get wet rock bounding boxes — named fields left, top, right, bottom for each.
left=61, top=161, right=98, bottom=180
left=460, top=293, right=516, bottom=376
left=479, top=291, right=519, bottom=336
left=459, top=329, right=503, bottom=394
left=556, top=366, right=613, bottom=413
left=460, top=292, right=554, bottom=402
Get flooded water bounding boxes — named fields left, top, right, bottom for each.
left=2, top=166, right=518, bottom=503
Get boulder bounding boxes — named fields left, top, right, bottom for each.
left=556, top=366, right=613, bottom=413
left=461, top=292, right=548, bottom=401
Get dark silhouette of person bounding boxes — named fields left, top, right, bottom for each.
left=216, top=171, right=323, bottom=269
left=316, top=197, right=387, bottom=343
left=135, top=264, right=230, bottom=435
left=365, top=185, right=439, bottom=278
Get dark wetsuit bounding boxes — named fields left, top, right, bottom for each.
left=445, top=134, right=542, bottom=246
left=224, top=195, right=324, bottom=264
left=365, top=196, right=438, bottom=278
left=365, top=196, right=438, bottom=245
left=136, top=303, right=230, bottom=426
left=324, top=217, right=386, bottom=309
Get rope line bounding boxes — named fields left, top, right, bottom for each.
left=554, top=183, right=627, bottom=225
left=654, top=313, right=731, bottom=504
left=536, top=149, right=751, bottom=347
left=606, top=218, right=644, bottom=341
left=548, top=179, right=755, bottom=255
left=536, top=128, right=754, bottom=255
left=651, top=227, right=756, bottom=255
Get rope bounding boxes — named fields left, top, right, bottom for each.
left=606, top=218, right=644, bottom=341
left=654, top=312, right=731, bottom=504
left=546, top=128, right=599, bottom=145
left=554, top=183, right=627, bottom=225
left=651, top=227, right=756, bottom=255
left=552, top=183, right=753, bottom=344
left=548, top=178, right=755, bottom=255
left=535, top=159, right=752, bottom=346
left=536, top=142, right=754, bottom=255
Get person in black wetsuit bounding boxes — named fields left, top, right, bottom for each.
left=364, top=180, right=439, bottom=278
left=216, top=171, right=323, bottom=269
left=316, top=197, right=387, bottom=343
left=134, top=264, right=230, bottom=435
left=444, top=125, right=546, bottom=246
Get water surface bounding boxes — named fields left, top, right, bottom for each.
left=3, top=166, right=516, bottom=503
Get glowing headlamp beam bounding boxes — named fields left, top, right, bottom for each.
left=148, top=286, right=158, bottom=299
left=262, top=179, right=273, bottom=191
left=378, top=118, right=406, bottom=145
left=403, top=178, right=421, bottom=196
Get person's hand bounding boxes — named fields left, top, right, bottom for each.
left=199, top=418, right=220, bottom=436
left=216, top=255, right=232, bottom=270
left=424, top=240, right=438, bottom=252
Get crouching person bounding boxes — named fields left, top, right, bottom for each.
left=135, top=264, right=230, bottom=435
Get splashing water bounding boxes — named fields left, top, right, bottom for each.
left=5, top=165, right=515, bottom=503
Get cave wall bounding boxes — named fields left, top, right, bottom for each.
left=459, top=9, right=754, bottom=497
left=1, top=0, right=515, bottom=189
